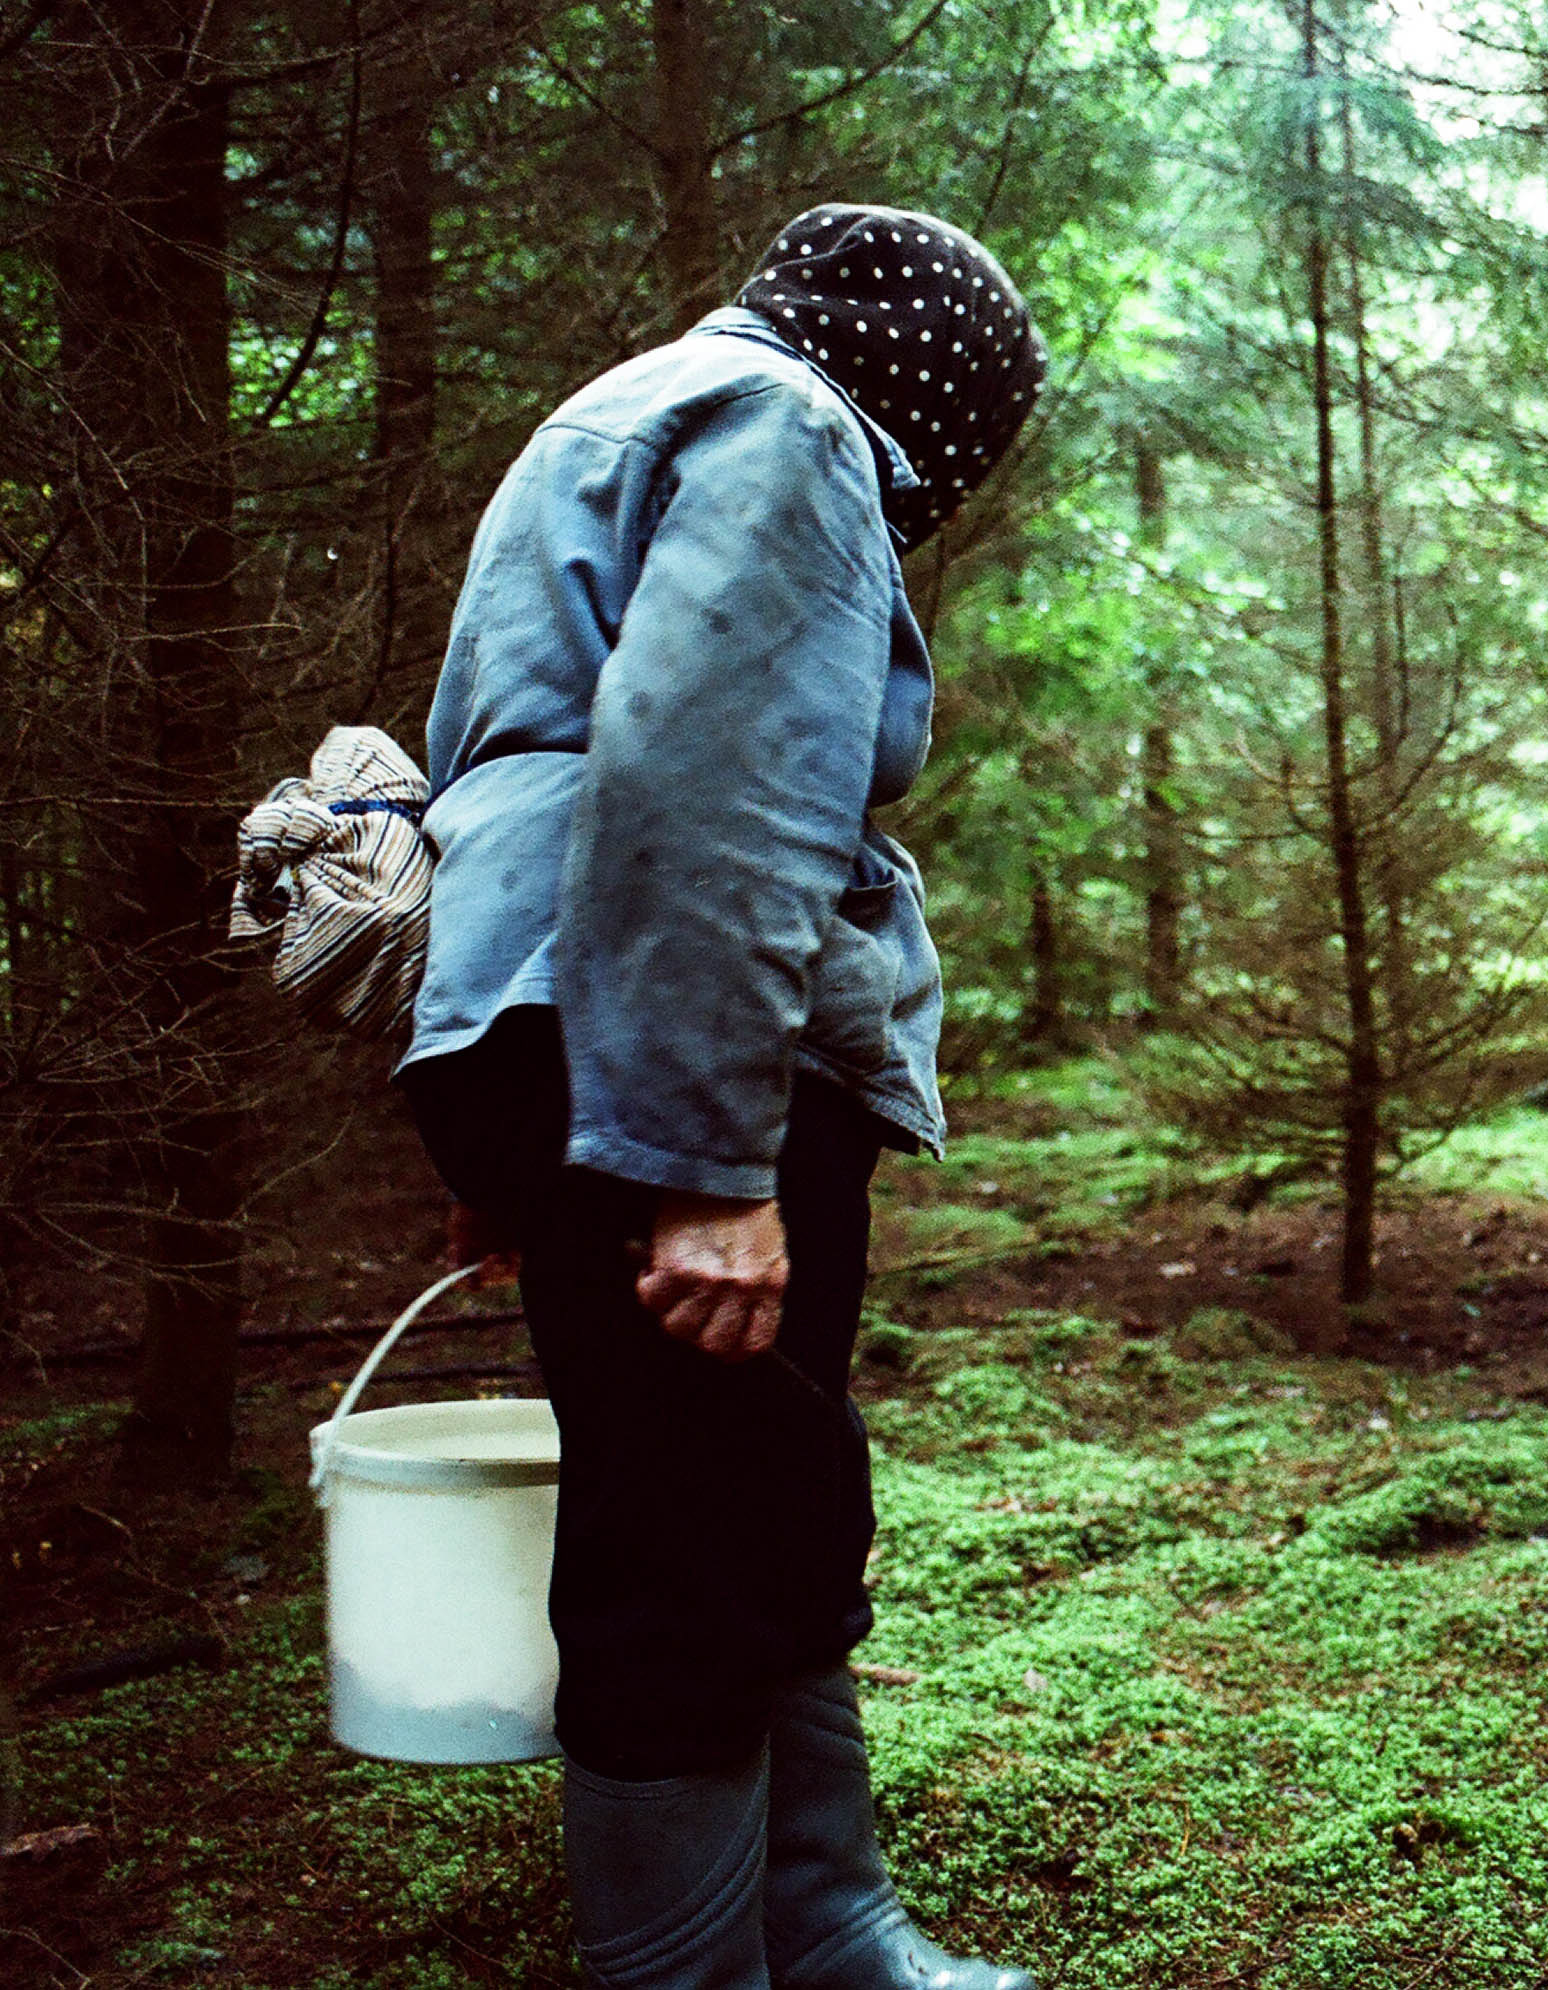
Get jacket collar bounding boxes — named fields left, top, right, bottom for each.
left=686, top=307, right=921, bottom=506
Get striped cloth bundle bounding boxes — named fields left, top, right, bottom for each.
left=230, top=726, right=432, bottom=1044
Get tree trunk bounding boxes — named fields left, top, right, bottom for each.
left=50, top=2, right=244, bottom=1483
left=1136, top=441, right=1181, bottom=1029
left=653, top=0, right=717, bottom=334
left=1340, top=79, right=1410, bottom=1066
left=1302, top=0, right=1380, bottom=1306
left=366, top=3, right=440, bottom=696
left=1026, top=869, right=1063, bottom=1046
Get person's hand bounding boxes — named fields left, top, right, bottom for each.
left=446, top=1201, right=522, bottom=1289
left=636, top=1191, right=788, bottom=1363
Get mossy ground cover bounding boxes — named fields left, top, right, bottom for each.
left=859, top=1314, right=1548, bottom=1988
left=8, top=1068, right=1548, bottom=1987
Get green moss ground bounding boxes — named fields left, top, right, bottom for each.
left=859, top=1314, right=1548, bottom=1987
left=10, top=1323, right=1548, bottom=1986
left=9, top=1071, right=1548, bottom=1986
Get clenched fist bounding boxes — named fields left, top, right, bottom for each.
left=635, top=1190, right=788, bottom=1363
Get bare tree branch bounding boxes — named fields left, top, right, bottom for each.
left=252, top=0, right=362, bottom=430
left=711, top=0, right=952, bottom=155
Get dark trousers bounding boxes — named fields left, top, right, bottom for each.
left=401, top=1008, right=882, bottom=1777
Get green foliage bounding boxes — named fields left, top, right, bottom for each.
left=1408, top=1106, right=1548, bottom=1200
left=890, top=0, right=1548, bottom=1208
left=1307, top=1435, right=1548, bottom=1556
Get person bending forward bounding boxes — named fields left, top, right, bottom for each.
left=399, top=202, right=1047, bottom=1990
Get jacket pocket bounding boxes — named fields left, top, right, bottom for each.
left=803, top=875, right=901, bottom=1076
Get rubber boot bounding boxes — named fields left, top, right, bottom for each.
left=563, top=1749, right=773, bottom=1990
left=763, top=1668, right=1034, bottom=1990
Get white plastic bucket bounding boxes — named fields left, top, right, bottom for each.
left=309, top=1267, right=561, bottom=1764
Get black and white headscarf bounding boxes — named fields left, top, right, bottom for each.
left=737, top=203, right=1047, bottom=547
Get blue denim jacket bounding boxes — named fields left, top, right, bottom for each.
left=399, top=306, right=947, bottom=1199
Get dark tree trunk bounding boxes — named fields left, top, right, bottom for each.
left=653, top=0, right=718, bottom=334
left=1136, top=441, right=1181, bottom=1030
left=366, top=4, right=440, bottom=694
left=1340, top=80, right=1410, bottom=1066
left=1026, top=869, right=1063, bottom=1046
left=1303, top=0, right=1380, bottom=1306
left=50, top=2, right=244, bottom=1483
left=126, top=12, right=243, bottom=1486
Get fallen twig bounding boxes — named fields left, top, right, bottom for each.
left=25, top=1635, right=225, bottom=1707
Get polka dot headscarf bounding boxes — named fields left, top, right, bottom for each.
left=737, top=203, right=1048, bottom=547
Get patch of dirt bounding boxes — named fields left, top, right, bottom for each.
left=886, top=1191, right=1548, bottom=1394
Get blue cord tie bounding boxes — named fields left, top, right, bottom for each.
left=328, top=798, right=424, bottom=825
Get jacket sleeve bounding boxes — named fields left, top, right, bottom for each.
left=552, top=377, right=895, bottom=1198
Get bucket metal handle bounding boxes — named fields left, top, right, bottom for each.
left=309, top=1262, right=481, bottom=1506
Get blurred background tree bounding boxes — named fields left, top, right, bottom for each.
left=1116, top=0, right=1548, bottom=1298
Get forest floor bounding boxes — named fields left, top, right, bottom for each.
left=6, top=1059, right=1548, bottom=1988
